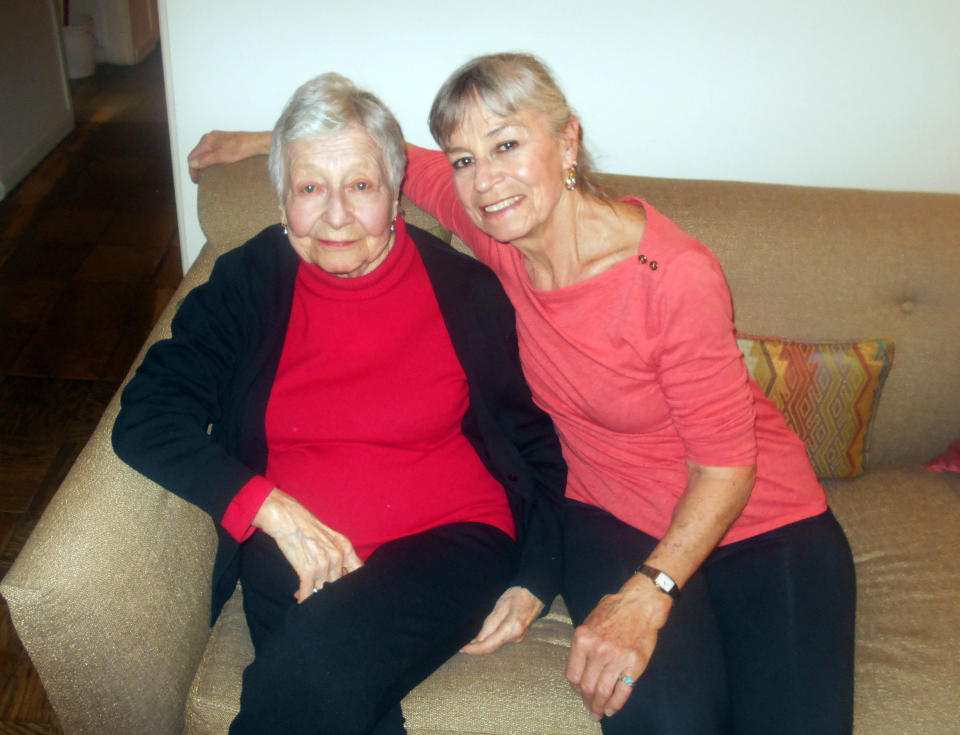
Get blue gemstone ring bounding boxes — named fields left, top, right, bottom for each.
left=618, top=675, right=635, bottom=687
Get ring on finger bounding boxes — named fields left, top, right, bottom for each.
left=618, top=674, right=635, bottom=687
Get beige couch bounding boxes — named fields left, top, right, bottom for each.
left=3, top=157, right=959, bottom=735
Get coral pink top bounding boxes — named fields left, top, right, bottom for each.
left=405, top=146, right=825, bottom=545
left=221, top=218, right=515, bottom=557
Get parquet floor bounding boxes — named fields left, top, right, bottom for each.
left=0, top=48, right=180, bottom=733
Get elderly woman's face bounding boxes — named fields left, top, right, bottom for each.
left=443, top=100, right=577, bottom=245
left=284, top=127, right=397, bottom=278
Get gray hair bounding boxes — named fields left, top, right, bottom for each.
left=268, top=73, right=406, bottom=201
left=428, top=53, right=604, bottom=199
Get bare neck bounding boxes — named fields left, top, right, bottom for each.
left=515, top=194, right=647, bottom=291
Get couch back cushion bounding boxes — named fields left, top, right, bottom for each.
left=197, top=159, right=960, bottom=467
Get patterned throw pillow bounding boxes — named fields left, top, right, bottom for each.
left=736, top=336, right=895, bottom=478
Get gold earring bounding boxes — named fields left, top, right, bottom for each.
left=565, top=163, right=578, bottom=191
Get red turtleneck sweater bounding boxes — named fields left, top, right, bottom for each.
left=221, top=219, right=515, bottom=558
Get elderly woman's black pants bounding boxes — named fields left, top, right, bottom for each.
left=561, top=499, right=856, bottom=735
left=229, top=522, right=517, bottom=735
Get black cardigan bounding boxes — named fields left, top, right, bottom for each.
left=113, top=224, right=566, bottom=623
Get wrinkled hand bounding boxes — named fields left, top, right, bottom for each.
left=188, top=130, right=270, bottom=182
left=566, top=579, right=672, bottom=721
left=461, top=586, right=544, bottom=654
left=253, top=489, right=363, bottom=603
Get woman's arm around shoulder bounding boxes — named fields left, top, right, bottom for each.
left=188, top=130, right=272, bottom=182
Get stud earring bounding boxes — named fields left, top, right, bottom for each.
left=565, top=163, right=578, bottom=191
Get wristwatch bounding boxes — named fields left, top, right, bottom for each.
left=636, top=564, right=681, bottom=601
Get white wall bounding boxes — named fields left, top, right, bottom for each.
left=160, top=0, right=960, bottom=270
left=0, top=0, right=74, bottom=199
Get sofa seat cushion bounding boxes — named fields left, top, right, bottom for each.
left=185, top=592, right=598, bottom=735
left=824, top=466, right=960, bottom=735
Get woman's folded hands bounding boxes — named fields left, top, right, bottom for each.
left=253, top=488, right=363, bottom=603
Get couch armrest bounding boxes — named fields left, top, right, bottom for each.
left=0, top=245, right=225, bottom=735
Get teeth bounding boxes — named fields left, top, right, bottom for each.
left=484, top=196, right=522, bottom=213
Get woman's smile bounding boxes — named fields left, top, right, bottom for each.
left=316, top=238, right=360, bottom=248
left=482, top=195, right=525, bottom=215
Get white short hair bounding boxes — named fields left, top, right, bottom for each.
left=269, top=73, right=405, bottom=201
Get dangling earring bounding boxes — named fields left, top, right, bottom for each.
left=279, top=205, right=288, bottom=236
left=390, top=218, right=396, bottom=233
left=565, top=162, right=578, bottom=191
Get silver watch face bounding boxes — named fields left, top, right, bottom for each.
left=654, top=572, right=675, bottom=592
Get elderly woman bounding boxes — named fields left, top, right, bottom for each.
left=113, top=72, right=565, bottom=735
left=188, top=54, right=856, bottom=735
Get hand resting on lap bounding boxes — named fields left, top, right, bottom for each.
left=253, top=488, right=363, bottom=603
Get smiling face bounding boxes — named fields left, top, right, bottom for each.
left=283, top=126, right=398, bottom=278
left=444, top=100, right=578, bottom=245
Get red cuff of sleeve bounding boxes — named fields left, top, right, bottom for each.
left=221, top=476, right=275, bottom=542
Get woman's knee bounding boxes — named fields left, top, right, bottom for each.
left=232, top=644, right=388, bottom=735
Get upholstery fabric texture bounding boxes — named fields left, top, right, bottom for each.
left=736, top=335, right=894, bottom=478
left=824, top=467, right=960, bottom=735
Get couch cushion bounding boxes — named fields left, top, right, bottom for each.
left=824, top=466, right=960, bottom=735
left=185, top=592, right=598, bottom=735
left=737, top=335, right=894, bottom=477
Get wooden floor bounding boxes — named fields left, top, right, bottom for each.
left=0, top=49, right=180, bottom=734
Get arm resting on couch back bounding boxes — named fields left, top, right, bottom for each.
left=0, top=247, right=225, bottom=735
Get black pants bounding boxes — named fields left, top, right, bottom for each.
left=561, top=500, right=856, bottom=735
left=229, top=523, right=517, bottom=735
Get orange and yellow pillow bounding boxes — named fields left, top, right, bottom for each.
left=736, top=335, right=894, bottom=478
